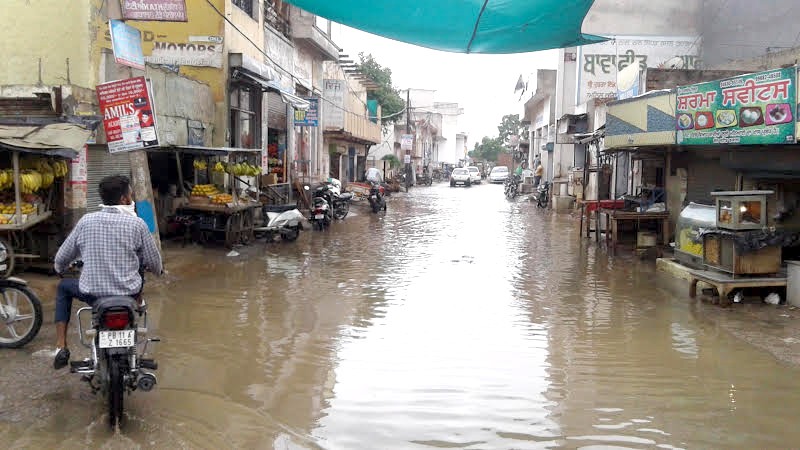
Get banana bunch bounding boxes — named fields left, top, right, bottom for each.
left=35, top=160, right=55, bottom=189
left=52, top=160, right=69, bottom=178
left=212, top=161, right=226, bottom=173
left=229, top=163, right=261, bottom=177
left=19, top=171, right=43, bottom=194
left=193, top=159, right=208, bottom=170
left=0, top=170, right=13, bottom=190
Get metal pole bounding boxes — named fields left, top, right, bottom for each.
left=405, top=89, right=411, bottom=189
left=12, top=151, right=21, bottom=225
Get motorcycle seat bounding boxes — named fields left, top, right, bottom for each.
left=93, top=296, right=137, bottom=315
left=263, top=204, right=297, bottom=213
left=338, top=192, right=354, bottom=200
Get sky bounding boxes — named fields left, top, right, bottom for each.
left=330, top=24, right=558, bottom=149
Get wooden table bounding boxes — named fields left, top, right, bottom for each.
left=599, top=209, right=670, bottom=247
left=176, top=203, right=260, bottom=248
left=689, top=269, right=787, bottom=306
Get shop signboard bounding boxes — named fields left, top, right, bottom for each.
left=109, top=20, right=145, bottom=70
left=145, top=37, right=224, bottom=68
left=121, top=0, right=188, bottom=22
left=577, top=36, right=699, bottom=105
left=96, top=77, right=159, bottom=153
left=294, top=97, right=319, bottom=126
left=323, top=79, right=345, bottom=129
left=676, top=68, right=796, bottom=146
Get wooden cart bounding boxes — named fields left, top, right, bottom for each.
left=176, top=202, right=259, bottom=248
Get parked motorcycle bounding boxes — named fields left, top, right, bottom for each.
left=368, top=181, right=387, bottom=213
left=504, top=174, right=521, bottom=199
left=308, top=186, right=332, bottom=231
left=66, top=262, right=160, bottom=428
left=324, top=178, right=354, bottom=220
left=536, top=181, right=551, bottom=208
left=0, top=238, right=42, bottom=349
left=254, top=204, right=304, bottom=242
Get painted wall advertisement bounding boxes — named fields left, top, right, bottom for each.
left=109, top=20, right=145, bottom=70
left=121, top=0, right=188, bottom=22
left=323, top=79, right=344, bottom=129
left=294, top=97, right=319, bottom=126
left=676, top=68, right=796, bottom=145
left=96, top=77, right=160, bottom=153
left=577, top=36, right=699, bottom=104
left=144, top=36, right=223, bottom=68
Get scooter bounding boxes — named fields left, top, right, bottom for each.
left=368, top=181, right=387, bottom=213
left=536, top=181, right=551, bottom=208
left=254, top=204, right=304, bottom=242
left=0, top=238, right=42, bottom=349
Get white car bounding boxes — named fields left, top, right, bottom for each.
left=467, top=166, right=482, bottom=184
left=489, top=166, right=509, bottom=183
left=449, top=168, right=472, bottom=187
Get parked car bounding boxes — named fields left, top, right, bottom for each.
left=467, top=166, right=482, bottom=184
left=450, top=168, right=472, bottom=187
left=489, top=166, right=509, bottom=183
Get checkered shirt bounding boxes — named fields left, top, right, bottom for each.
left=54, top=208, right=163, bottom=297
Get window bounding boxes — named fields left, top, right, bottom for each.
left=265, top=0, right=291, bottom=37
left=232, top=0, right=255, bottom=18
left=230, top=85, right=261, bottom=148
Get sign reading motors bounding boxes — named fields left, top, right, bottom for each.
left=145, top=36, right=224, bottom=68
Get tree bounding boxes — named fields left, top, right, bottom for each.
left=357, top=53, right=405, bottom=127
left=497, top=114, right=529, bottom=146
left=381, top=154, right=401, bottom=169
left=468, top=136, right=504, bottom=162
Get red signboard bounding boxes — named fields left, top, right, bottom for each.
left=121, top=0, right=188, bottom=22
left=96, top=77, right=159, bottom=153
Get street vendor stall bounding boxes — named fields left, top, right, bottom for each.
left=0, top=123, right=89, bottom=276
left=163, top=146, right=262, bottom=248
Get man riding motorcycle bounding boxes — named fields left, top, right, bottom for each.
left=52, top=175, right=163, bottom=370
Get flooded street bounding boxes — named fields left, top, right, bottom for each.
left=4, top=182, right=800, bottom=449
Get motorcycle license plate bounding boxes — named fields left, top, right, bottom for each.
left=98, top=330, right=135, bottom=348
left=314, top=214, right=324, bottom=219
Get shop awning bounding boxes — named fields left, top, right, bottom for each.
left=286, top=0, right=606, bottom=54
left=279, top=92, right=310, bottom=111
left=0, top=123, right=90, bottom=158
left=158, top=145, right=262, bottom=156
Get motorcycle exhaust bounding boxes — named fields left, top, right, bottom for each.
left=137, top=372, right=157, bottom=392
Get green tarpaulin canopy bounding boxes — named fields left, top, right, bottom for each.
left=286, top=0, right=606, bottom=54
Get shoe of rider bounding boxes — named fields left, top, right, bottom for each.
left=52, top=175, right=163, bottom=370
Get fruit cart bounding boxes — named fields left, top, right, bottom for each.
left=166, top=146, right=263, bottom=248
left=0, top=150, right=71, bottom=277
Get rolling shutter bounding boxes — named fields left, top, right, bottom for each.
left=86, top=146, right=132, bottom=212
left=686, top=155, right=736, bottom=205
left=267, top=91, right=287, bottom=130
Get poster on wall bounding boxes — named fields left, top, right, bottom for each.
left=121, top=0, right=188, bottom=22
left=323, top=80, right=345, bottom=129
left=96, top=76, right=160, bottom=153
left=109, top=20, right=145, bottom=70
left=676, top=67, right=796, bottom=146
left=577, top=36, right=699, bottom=104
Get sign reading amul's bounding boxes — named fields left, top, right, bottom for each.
left=676, top=68, right=796, bottom=145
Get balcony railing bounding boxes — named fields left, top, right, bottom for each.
left=264, top=1, right=291, bottom=38
left=343, top=111, right=381, bottom=144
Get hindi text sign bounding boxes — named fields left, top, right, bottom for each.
left=121, top=0, right=188, bottom=22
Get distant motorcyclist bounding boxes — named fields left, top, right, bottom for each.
left=365, top=167, right=383, bottom=184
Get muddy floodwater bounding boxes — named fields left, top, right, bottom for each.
left=4, top=182, right=800, bottom=449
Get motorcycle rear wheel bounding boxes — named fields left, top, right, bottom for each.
left=372, top=202, right=382, bottom=213
left=0, top=285, right=42, bottom=348
left=281, top=226, right=300, bottom=242
left=333, top=202, right=350, bottom=220
left=108, top=355, right=125, bottom=428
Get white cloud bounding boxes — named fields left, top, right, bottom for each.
left=330, top=24, right=557, bottom=149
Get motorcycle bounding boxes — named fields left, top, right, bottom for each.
left=536, top=181, right=551, bottom=208
left=323, top=178, right=354, bottom=220
left=504, top=174, right=521, bottom=199
left=367, top=181, right=387, bottom=213
left=254, top=204, right=304, bottom=242
left=0, top=238, right=42, bottom=348
left=308, top=185, right=332, bottom=231
left=66, top=262, right=160, bottom=428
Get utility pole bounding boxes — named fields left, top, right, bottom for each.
left=405, top=89, right=412, bottom=189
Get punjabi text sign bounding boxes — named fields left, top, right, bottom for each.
left=676, top=68, right=796, bottom=146
left=96, top=77, right=159, bottom=153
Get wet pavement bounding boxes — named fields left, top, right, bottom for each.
left=4, top=182, right=800, bottom=448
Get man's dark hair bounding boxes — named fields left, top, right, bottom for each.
left=99, top=175, right=132, bottom=205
